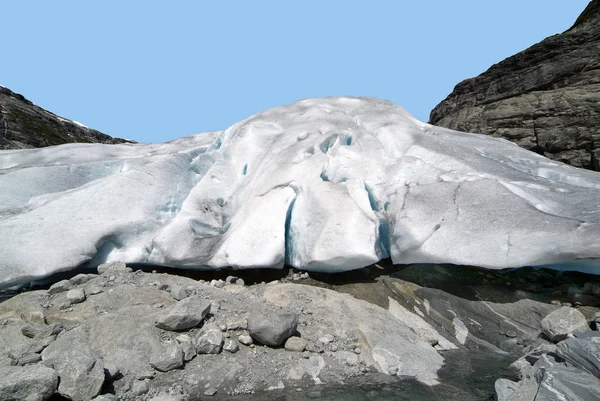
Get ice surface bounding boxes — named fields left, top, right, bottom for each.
left=2, top=97, right=600, bottom=286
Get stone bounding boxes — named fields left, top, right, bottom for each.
left=21, top=323, right=61, bottom=339
left=540, top=306, right=590, bottom=342
left=556, top=332, right=600, bottom=379
left=175, top=334, right=196, bottom=362
left=66, top=288, right=86, bottom=304
left=235, top=278, right=245, bottom=286
left=318, top=334, right=335, bottom=345
left=222, top=339, right=239, bottom=353
left=47, top=280, right=71, bottom=295
left=131, top=379, right=150, bottom=396
left=170, top=285, right=187, bottom=301
left=284, top=337, right=307, bottom=352
left=226, top=318, right=248, bottom=331
left=150, top=341, right=184, bottom=372
left=204, top=388, right=217, bottom=396
left=194, top=324, right=224, bottom=354
left=41, top=327, right=105, bottom=401
left=536, top=365, right=600, bottom=401
left=430, top=1, right=600, bottom=171
left=17, top=353, right=41, bottom=366
left=97, top=262, right=130, bottom=275
left=69, top=274, right=95, bottom=285
left=495, top=377, right=538, bottom=401
left=238, top=334, right=253, bottom=346
left=155, top=295, right=211, bottom=331
left=248, top=308, right=299, bottom=346
left=494, top=379, right=519, bottom=401
left=0, top=364, right=58, bottom=401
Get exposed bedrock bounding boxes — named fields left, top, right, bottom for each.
left=430, top=0, right=600, bottom=170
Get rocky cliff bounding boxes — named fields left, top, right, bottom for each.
left=430, top=0, right=600, bottom=170
left=0, top=86, right=132, bottom=150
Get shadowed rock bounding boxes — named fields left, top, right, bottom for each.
left=248, top=308, right=299, bottom=347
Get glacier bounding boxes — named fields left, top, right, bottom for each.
left=2, top=97, right=600, bottom=287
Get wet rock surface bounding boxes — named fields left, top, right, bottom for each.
left=430, top=0, right=600, bottom=170
left=0, top=262, right=599, bottom=400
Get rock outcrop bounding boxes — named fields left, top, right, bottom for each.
left=0, top=86, right=132, bottom=150
left=430, top=0, right=600, bottom=170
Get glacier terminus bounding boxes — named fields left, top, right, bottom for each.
left=2, top=97, right=600, bottom=287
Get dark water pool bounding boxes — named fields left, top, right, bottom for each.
left=209, top=349, right=517, bottom=401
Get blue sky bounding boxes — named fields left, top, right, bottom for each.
left=2, top=1, right=589, bottom=143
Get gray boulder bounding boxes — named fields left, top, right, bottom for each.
left=222, top=339, right=239, bottom=353
left=495, top=377, right=538, bottom=401
left=540, top=306, right=589, bottom=342
left=0, top=364, right=58, bottom=401
left=175, top=334, right=197, bottom=362
left=495, top=379, right=519, bottom=401
left=47, top=279, right=72, bottom=295
left=41, top=327, right=105, bottom=401
left=69, top=274, right=95, bottom=286
left=557, top=332, right=600, bottom=379
left=155, top=295, right=211, bottom=331
left=97, top=261, right=130, bottom=275
left=248, top=308, right=299, bottom=346
left=284, top=336, right=307, bottom=352
left=194, top=324, right=224, bottom=354
left=536, top=365, right=600, bottom=401
left=20, top=323, right=61, bottom=339
left=150, top=341, right=184, bottom=372
left=66, top=288, right=86, bottom=304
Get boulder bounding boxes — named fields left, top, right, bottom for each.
left=155, top=295, right=211, bottom=331
left=68, top=274, right=95, bottom=286
left=97, top=262, right=130, bottom=275
left=0, top=364, right=58, bottom=401
left=238, top=334, right=253, bottom=346
left=494, top=379, right=520, bottom=401
left=66, top=288, right=86, bottom=304
left=284, top=337, right=308, bottom=352
left=222, top=339, right=239, bottom=353
left=41, top=327, right=105, bottom=401
left=248, top=308, right=299, bottom=346
left=150, top=341, right=184, bottom=372
left=20, top=323, right=61, bottom=339
left=536, top=365, right=600, bottom=400
left=47, top=280, right=72, bottom=295
left=540, top=306, right=589, bottom=342
left=194, top=324, right=224, bottom=354
left=556, top=332, right=600, bottom=379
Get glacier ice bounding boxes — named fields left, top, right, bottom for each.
left=2, top=97, right=600, bottom=286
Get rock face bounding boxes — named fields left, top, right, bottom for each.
left=430, top=0, right=600, bottom=170
left=0, top=86, right=132, bottom=150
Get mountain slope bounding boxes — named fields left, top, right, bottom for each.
left=430, top=0, right=600, bottom=170
left=0, top=86, right=132, bottom=149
